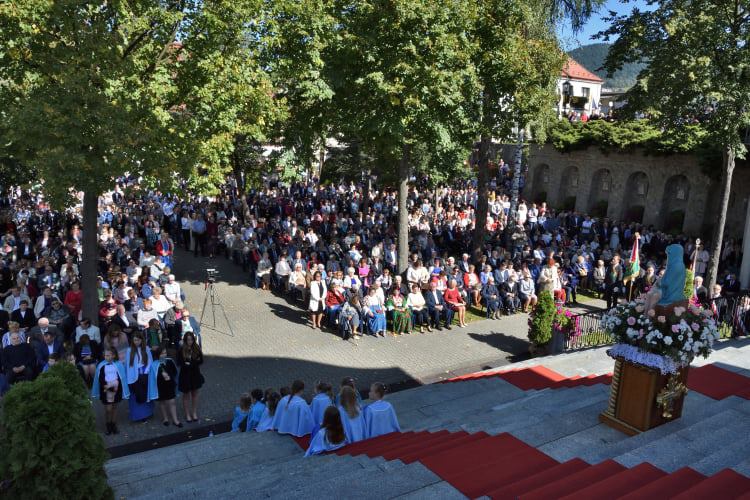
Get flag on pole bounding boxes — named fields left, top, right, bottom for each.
left=623, top=233, right=640, bottom=285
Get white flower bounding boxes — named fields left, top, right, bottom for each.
left=663, top=336, right=673, bottom=346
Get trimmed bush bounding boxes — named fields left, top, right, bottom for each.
left=528, top=291, right=556, bottom=346
left=0, top=363, right=112, bottom=499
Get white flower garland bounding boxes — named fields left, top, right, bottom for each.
left=606, top=343, right=688, bottom=375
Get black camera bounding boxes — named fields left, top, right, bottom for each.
left=206, top=268, right=219, bottom=283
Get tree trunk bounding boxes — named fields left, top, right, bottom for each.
left=363, top=167, right=371, bottom=216
left=232, top=152, right=251, bottom=225
left=706, top=145, right=735, bottom=290
left=472, top=133, right=491, bottom=262
left=81, top=190, right=100, bottom=326
left=507, top=127, right=525, bottom=229
left=398, top=145, right=410, bottom=274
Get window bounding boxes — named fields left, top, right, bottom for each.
left=582, top=87, right=590, bottom=98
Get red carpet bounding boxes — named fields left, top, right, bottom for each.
left=445, top=362, right=750, bottom=401
left=688, top=364, right=750, bottom=400
left=333, top=429, right=750, bottom=499
left=292, top=435, right=310, bottom=450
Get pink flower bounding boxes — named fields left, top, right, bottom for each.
left=638, top=329, right=645, bottom=338
left=647, top=309, right=656, bottom=317
left=627, top=317, right=636, bottom=326
left=635, top=305, right=644, bottom=313
left=691, top=322, right=700, bottom=332
left=671, top=324, right=681, bottom=333
left=657, top=315, right=666, bottom=323
left=673, top=306, right=686, bottom=317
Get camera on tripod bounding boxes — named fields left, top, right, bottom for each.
left=206, top=268, right=219, bottom=283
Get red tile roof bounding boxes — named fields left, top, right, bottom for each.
left=561, top=57, right=603, bottom=83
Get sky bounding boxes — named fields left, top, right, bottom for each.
left=557, top=0, right=650, bottom=50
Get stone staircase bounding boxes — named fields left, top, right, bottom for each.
left=107, top=340, right=750, bottom=499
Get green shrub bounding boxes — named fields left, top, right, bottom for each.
left=684, top=268, right=695, bottom=300
left=0, top=363, right=112, bottom=499
left=528, top=291, right=556, bottom=346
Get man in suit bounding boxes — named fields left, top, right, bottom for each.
left=1, top=330, right=36, bottom=384
left=10, top=300, right=36, bottom=332
left=385, top=243, right=398, bottom=271
left=694, top=276, right=709, bottom=307
left=33, top=329, right=65, bottom=372
left=723, top=274, right=741, bottom=298
left=425, top=281, right=453, bottom=330
left=27, top=317, right=61, bottom=344
left=605, top=256, right=624, bottom=309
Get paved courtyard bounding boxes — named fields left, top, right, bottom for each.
left=99, top=249, right=604, bottom=451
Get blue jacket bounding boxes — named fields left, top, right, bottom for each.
left=424, top=290, right=446, bottom=310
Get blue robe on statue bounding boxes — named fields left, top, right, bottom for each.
left=363, top=400, right=400, bottom=439
left=275, top=395, right=314, bottom=437
left=125, top=348, right=154, bottom=421
left=304, top=427, right=348, bottom=457
left=338, top=405, right=366, bottom=443
left=309, top=393, right=334, bottom=437
left=91, top=361, right=130, bottom=400
left=255, top=406, right=275, bottom=432
left=246, top=401, right=266, bottom=432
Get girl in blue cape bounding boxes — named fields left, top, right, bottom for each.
left=338, top=386, right=366, bottom=443
left=256, top=391, right=281, bottom=432
left=92, top=347, right=130, bottom=435
left=274, top=380, right=314, bottom=437
left=334, top=376, right=363, bottom=406
left=231, top=392, right=252, bottom=432
left=305, top=406, right=348, bottom=457
left=147, top=344, right=182, bottom=427
left=309, top=381, right=335, bottom=437
left=363, top=382, right=400, bottom=439
left=124, top=332, right=154, bottom=422
left=246, top=389, right=266, bottom=432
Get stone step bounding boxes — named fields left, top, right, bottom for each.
left=510, top=399, right=611, bottom=447
left=539, top=394, right=745, bottom=463
left=267, top=461, right=443, bottom=500
left=689, top=434, right=750, bottom=476
left=614, top=409, right=749, bottom=472
left=401, top=383, right=526, bottom=431
left=733, top=457, right=750, bottom=478
left=392, top=480, right=467, bottom=499
left=386, top=378, right=519, bottom=414
left=110, top=434, right=301, bottom=494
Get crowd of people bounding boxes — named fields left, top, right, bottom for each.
left=0, top=186, right=206, bottom=435
left=0, top=157, right=746, bottom=436
left=229, top=377, right=400, bottom=456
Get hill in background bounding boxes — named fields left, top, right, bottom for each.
left=567, top=43, right=644, bottom=91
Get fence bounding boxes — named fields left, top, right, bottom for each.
left=565, top=294, right=750, bottom=352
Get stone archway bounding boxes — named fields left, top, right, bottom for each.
left=558, top=165, right=580, bottom=211
left=660, top=174, right=691, bottom=233
left=621, top=171, right=649, bottom=223
left=531, top=164, right=550, bottom=203
left=588, top=168, right=612, bottom=217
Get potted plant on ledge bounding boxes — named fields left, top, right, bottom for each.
left=599, top=244, right=720, bottom=435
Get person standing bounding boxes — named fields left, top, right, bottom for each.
left=308, top=271, right=327, bottom=330
left=92, top=347, right=129, bottom=435
left=124, top=332, right=154, bottom=422
left=178, top=332, right=204, bottom=423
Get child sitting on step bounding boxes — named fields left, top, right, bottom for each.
left=363, top=382, right=400, bottom=439
left=255, top=391, right=281, bottom=432
left=305, top=406, right=348, bottom=456
left=338, top=386, right=366, bottom=443
left=231, top=392, right=252, bottom=432
left=310, top=381, right=335, bottom=436
left=274, top=380, right=314, bottom=437
left=246, top=389, right=266, bottom=432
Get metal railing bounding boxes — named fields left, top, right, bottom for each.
left=564, top=294, right=750, bottom=352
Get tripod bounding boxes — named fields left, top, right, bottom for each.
left=199, top=280, right=235, bottom=337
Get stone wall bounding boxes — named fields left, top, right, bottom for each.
left=514, top=144, right=748, bottom=238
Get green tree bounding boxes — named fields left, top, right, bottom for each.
left=600, top=0, right=750, bottom=290
left=0, top=0, right=267, bottom=323
left=469, top=0, right=566, bottom=258
left=329, top=0, right=479, bottom=273
left=528, top=290, right=556, bottom=346
left=0, top=363, right=111, bottom=498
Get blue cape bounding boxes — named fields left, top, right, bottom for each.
left=363, top=400, right=400, bottom=439
left=91, top=361, right=130, bottom=400
left=147, top=358, right=178, bottom=402
left=338, top=404, right=366, bottom=443
left=276, top=395, right=314, bottom=437
left=304, top=427, right=348, bottom=457
left=310, top=393, right=334, bottom=437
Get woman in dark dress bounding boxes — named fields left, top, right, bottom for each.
left=148, top=344, right=182, bottom=428
left=177, top=332, right=204, bottom=423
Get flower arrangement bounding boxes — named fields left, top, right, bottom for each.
left=602, top=297, right=720, bottom=373
left=553, top=305, right=577, bottom=337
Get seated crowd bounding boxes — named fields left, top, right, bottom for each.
left=229, top=377, right=400, bottom=456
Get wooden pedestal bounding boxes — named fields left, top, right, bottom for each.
left=599, top=357, right=689, bottom=435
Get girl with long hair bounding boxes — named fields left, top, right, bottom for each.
left=255, top=391, right=281, bottom=432
left=273, top=379, right=313, bottom=437
left=337, top=386, right=366, bottom=443
left=305, top=406, right=348, bottom=456
left=91, top=347, right=129, bottom=435
left=309, top=381, right=334, bottom=437
left=177, top=331, right=205, bottom=423
left=124, top=332, right=154, bottom=422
